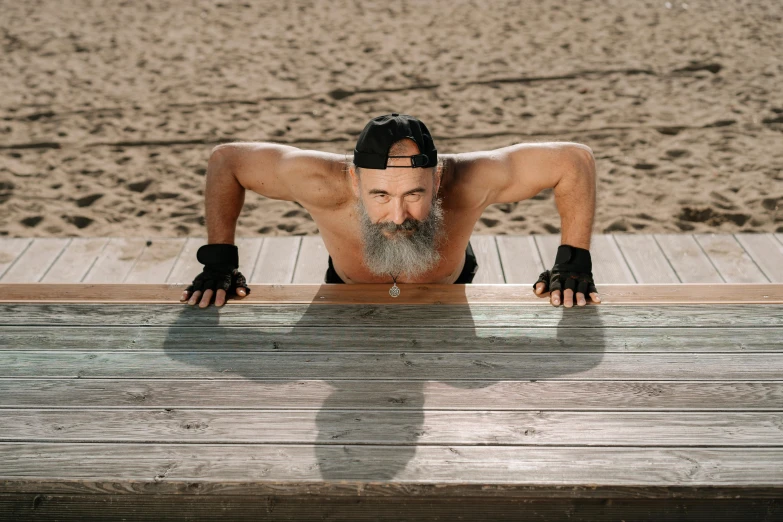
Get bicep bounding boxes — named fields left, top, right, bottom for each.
left=214, top=142, right=344, bottom=205
left=461, top=142, right=593, bottom=205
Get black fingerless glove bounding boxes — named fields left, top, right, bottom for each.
left=186, top=244, right=251, bottom=298
left=533, top=244, right=597, bottom=297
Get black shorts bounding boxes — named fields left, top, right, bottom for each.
left=325, top=242, right=479, bottom=284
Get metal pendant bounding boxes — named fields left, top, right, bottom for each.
left=389, top=283, right=400, bottom=298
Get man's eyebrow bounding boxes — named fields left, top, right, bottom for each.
left=368, top=187, right=426, bottom=196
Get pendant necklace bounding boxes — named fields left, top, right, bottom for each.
left=389, top=272, right=401, bottom=298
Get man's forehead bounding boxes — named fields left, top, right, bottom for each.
left=361, top=167, right=431, bottom=187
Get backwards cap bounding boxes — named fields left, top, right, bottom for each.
left=353, top=113, right=438, bottom=169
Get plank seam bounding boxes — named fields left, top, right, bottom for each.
left=248, top=237, right=266, bottom=283
left=289, top=237, right=304, bottom=284
left=652, top=235, right=683, bottom=284
left=120, top=239, right=148, bottom=284
left=775, top=234, right=783, bottom=248
left=79, top=238, right=111, bottom=283
left=609, top=234, right=638, bottom=284
left=162, top=239, right=189, bottom=284
left=492, top=236, right=508, bottom=283
left=37, top=238, right=73, bottom=283
left=693, top=234, right=728, bottom=283
left=0, top=238, right=32, bottom=281
left=732, top=234, right=772, bottom=283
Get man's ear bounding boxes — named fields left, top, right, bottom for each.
left=433, top=165, right=442, bottom=195
left=349, top=165, right=360, bottom=197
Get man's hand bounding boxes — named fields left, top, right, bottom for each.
left=180, top=244, right=251, bottom=308
left=534, top=280, right=600, bottom=307
left=180, top=286, right=248, bottom=308
left=533, top=244, right=601, bottom=307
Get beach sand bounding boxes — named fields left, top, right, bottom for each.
left=1, top=0, right=782, bottom=238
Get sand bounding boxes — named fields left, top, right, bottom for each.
left=1, top=0, right=782, bottom=238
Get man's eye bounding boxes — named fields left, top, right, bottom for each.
left=406, top=193, right=422, bottom=201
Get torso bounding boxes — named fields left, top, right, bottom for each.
left=297, top=154, right=488, bottom=284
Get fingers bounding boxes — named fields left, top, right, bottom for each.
left=187, top=290, right=202, bottom=306
left=198, top=289, right=214, bottom=308
left=589, top=292, right=602, bottom=303
left=551, top=289, right=560, bottom=306
left=534, top=282, right=547, bottom=295
left=183, top=287, right=248, bottom=307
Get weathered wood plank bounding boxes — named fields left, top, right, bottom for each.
left=82, top=238, right=148, bottom=283
left=655, top=234, right=723, bottom=283
left=40, top=238, right=110, bottom=283
left=4, top=283, right=782, bottom=305
left=736, top=233, right=783, bottom=283
left=1, top=303, right=781, bottom=327
left=695, top=234, right=768, bottom=283
left=614, top=234, right=679, bottom=284
left=535, top=234, right=636, bottom=284
left=250, top=237, right=301, bottom=283
left=166, top=237, right=205, bottom=284
left=235, top=237, right=264, bottom=282
left=0, top=238, right=32, bottom=280
left=1, top=495, right=777, bottom=522
left=1, top=444, right=782, bottom=495
left=3, top=379, right=782, bottom=411
left=292, top=236, right=329, bottom=283
left=495, top=235, right=545, bottom=284
left=2, top=351, right=782, bottom=380
left=0, top=238, right=71, bottom=283
left=469, top=235, right=505, bottom=283
left=124, top=238, right=186, bottom=284
left=3, top=326, right=781, bottom=353
left=3, top=410, right=782, bottom=446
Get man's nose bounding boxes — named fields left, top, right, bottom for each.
left=391, top=199, right=408, bottom=225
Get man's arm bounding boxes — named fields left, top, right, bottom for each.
left=457, top=142, right=596, bottom=248
left=204, top=142, right=346, bottom=244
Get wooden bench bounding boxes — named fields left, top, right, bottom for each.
left=0, top=283, right=781, bottom=520
left=2, top=233, right=782, bottom=284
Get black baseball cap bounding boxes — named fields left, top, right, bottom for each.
left=353, top=113, right=438, bottom=169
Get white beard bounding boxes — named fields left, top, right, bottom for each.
left=355, top=194, right=446, bottom=279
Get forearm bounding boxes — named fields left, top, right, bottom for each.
left=552, top=153, right=596, bottom=250
left=204, top=149, right=245, bottom=245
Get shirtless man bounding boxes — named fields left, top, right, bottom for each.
left=180, top=113, right=600, bottom=308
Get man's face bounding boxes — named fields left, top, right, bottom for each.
left=353, top=166, right=446, bottom=278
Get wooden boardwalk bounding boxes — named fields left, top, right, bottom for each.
left=1, top=233, right=782, bottom=284
left=0, top=284, right=782, bottom=520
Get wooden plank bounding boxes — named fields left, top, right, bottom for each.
left=2, top=444, right=783, bottom=495
left=0, top=238, right=32, bottom=280
left=655, top=234, right=723, bottom=283
left=734, top=233, right=783, bottom=283
left=4, top=326, right=782, bottom=353
left=292, top=236, right=329, bottom=283
left=3, top=410, right=782, bottom=446
left=3, top=283, right=781, bottom=305
left=469, top=235, right=504, bottom=283
left=250, top=236, right=301, bottom=283
left=534, top=234, right=635, bottom=284
left=614, top=234, right=679, bottom=284
left=695, top=234, right=768, bottom=283
left=82, top=238, right=147, bottom=283
left=495, top=235, right=545, bottom=284
left=124, top=238, right=186, bottom=283
left=41, top=238, right=110, bottom=283
left=2, top=351, right=783, bottom=380
left=0, top=238, right=70, bottom=283
left=1, top=302, right=782, bottom=327
left=0, top=495, right=776, bottom=522
left=166, top=237, right=205, bottom=284
left=3, top=379, right=782, bottom=411
left=235, top=237, right=264, bottom=281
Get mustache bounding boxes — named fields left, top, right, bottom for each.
left=374, top=219, right=420, bottom=233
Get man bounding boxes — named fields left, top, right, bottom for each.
left=180, top=113, right=600, bottom=308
